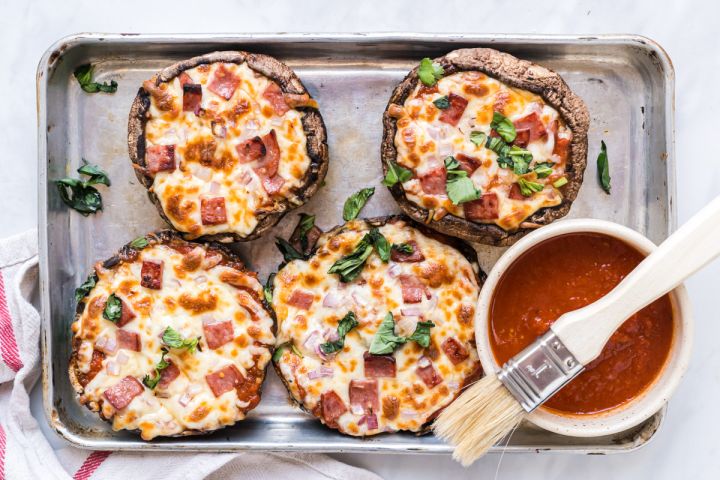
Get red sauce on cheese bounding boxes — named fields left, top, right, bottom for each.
left=489, top=233, right=674, bottom=415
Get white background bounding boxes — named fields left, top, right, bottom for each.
left=2, top=0, right=719, bottom=478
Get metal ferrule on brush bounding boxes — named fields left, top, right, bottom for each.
left=497, top=330, right=584, bottom=413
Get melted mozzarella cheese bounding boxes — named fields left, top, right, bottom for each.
left=272, top=219, right=480, bottom=436
left=71, top=243, right=274, bottom=440
left=145, top=62, right=312, bottom=238
left=394, top=71, right=571, bottom=230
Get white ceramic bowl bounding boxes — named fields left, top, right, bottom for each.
left=474, top=218, right=693, bottom=437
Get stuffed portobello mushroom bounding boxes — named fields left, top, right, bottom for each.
left=381, top=48, right=590, bottom=246
left=128, top=51, right=329, bottom=242
left=270, top=216, right=484, bottom=436
left=69, top=231, right=275, bottom=440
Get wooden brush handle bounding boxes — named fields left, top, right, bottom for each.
left=552, top=195, right=720, bottom=365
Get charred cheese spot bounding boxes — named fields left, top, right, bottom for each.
left=70, top=240, right=274, bottom=439
left=273, top=219, right=481, bottom=436
left=395, top=71, right=571, bottom=231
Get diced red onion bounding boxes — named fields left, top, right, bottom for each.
left=418, top=356, right=431, bottom=368
left=324, top=328, right=339, bottom=343
left=234, top=171, right=252, bottom=185
left=245, top=119, right=259, bottom=132
left=106, top=361, right=119, bottom=376
left=116, top=351, right=128, bottom=365
left=401, top=307, right=422, bottom=317
left=304, top=331, right=322, bottom=351
left=387, top=263, right=402, bottom=278
left=208, top=181, right=221, bottom=195
left=322, top=290, right=341, bottom=308
left=178, top=393, right=192, bottom=407
left=211, top=122, right=226, bottom=138
left=351, top=291, right=368, bottom=307
left=365, top=414, right=378, bottom=430
left=396, top=315, right=419, bottom=337
left=193, top=165, right=212, bottom=182
left=95, top=336, right=107, bottom=349
left=100, top=335, right=117, bottom=355
left=308, top=366, right=334, bottom=380
left=351, top=404, right=365, bottom=415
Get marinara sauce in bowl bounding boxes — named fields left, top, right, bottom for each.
left=475, top=219, right=692, bottom=437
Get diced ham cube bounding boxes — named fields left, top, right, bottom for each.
left=363, top=352, right=396, bottom=378
left=116, top=298, right=136, bottom=327
left=513, top=112, right=547, bottom=144
left=390, top=240, right=425, bottom=263
left=418, top=84, right=439, bottom=96
left=103, top=376, right=144, bottom=410
left=400, top=275, right=427, bottom=304
left=254, top=130, right=280, bottom=178
left=116, top=329, right=141, bottom=352
left=321, top=390, right=347, bottom=425
left=416, top=361, right=443, bottom=388
left=553, top=134, right=571, bottom=163
left=349, top=379, right=379, bottom=414
left=438, top=93, right=468, bottom=126
left=509, top=183, right=526, bottom=201
left=263, top=82, right=290, bottom=115
left=182, top=84, right=202, bottom=114
left=513, top=129, right=530, bottom=148
left=288, top=290, right=314, bottom=310
left=441, top=337, right=470, bottom=365
left=207, top=64, right=240, bottom=100
left=455, top=153, right=481, bottom=174
left=203, top=320, right=235, bottom=350
left=140, top=260, right=163, bottom=290
left=261, top=175, right=285, bottom=195
left=419, top=166, right=446, bottom=195
left=146, top=145, right=176, bottom=175
left=236, top=136, right=266, bottom=163
left=200, top=197, right=227, bottom=225
left=463, top=193, right=499, bottom=221
left=157, top=362, right=180, bottom=389
left=178, top=72, right=193, bottom=87
left=205, top=364, right=244, bottom=398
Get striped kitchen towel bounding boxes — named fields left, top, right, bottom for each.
left=0, top=229, right=381, bottom=480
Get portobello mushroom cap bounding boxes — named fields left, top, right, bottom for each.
left=381, top=48, right=590, bottom=246
left=271, top=215, right=485, bottom=436
left=128, top=51, right=329, bottom=243
left=69, top=230, right=276, bottom=439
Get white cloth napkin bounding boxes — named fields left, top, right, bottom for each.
left=0, top=229, right=381, bottom=480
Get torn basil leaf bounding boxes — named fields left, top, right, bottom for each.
left=369, top=313, right=407, bottom=355
left=102, top=293, right=122, bottom=323
left=508, top=146, right=533, bottom=175
left=55, top=162, right=111, bottom=216
left=418, top=58, right=444, bottom=87
left=470, top=131, right=487, bottom=147
left=74, top=64, right=118, bottom=94
left=77, top=163, right=111, bottom=186
left=517, top=178, right=544, bottom=197
left=370, top=228, right=391, bottom=263
left=444, top=156, right=481, bottom=205
left=297, top=213, right=316, bottom=251
left=433, top=96, right=450, bottom=109
left=343, top=187, right=375, bottom=221
left=490, top=112, right=516, bottom=143
left=143, top=350, right=169, bottom=389
left=597, top=140, right=611, bottom=194
left=275, top=237, right=305, bottom=264
left=129, top=236, right=149, bottom=249
left=406, top=321, right=435, bottom=348
left=382, top=161, right=413, bottom=187
left=162, top=326, right=199, bottom=353
left=328, top=234, right=375, bottom=283
left=553, top=176, right=568, bottom=188
left=74, top=273, right=97, bottom=303
left=320, top=311, right=359, bottom=354
left=392, top=243, right=413, bottom=254
left=263, top=273, right=276, bottom=305
left=273, top=342, right=304, bottom=362
left=533, top=162, right=554, bottom=179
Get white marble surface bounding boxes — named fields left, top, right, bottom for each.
left=4, top=0, right=720, bottom=478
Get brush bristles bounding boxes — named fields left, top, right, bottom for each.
left=433, top=375, right=526, bottom=466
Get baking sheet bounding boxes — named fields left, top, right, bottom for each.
left=37, top=33, right=675, bottom=453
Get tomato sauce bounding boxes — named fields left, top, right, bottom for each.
left=489, top=233, right=674, bottom=415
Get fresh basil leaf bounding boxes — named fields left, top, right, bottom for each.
left=470, top=131, right=487, bottom=147
left=343, top=187, right=375, bottom=221
left=162, top=326, right=199, bottom=353
left=517, top=178, right=544, bottom=197
left=78, top=162, right=111, bottom=187
left=129, top=236, right=149, bottom=249
left=369, top=313, right=407, bottom=355
left=486, top=136, right=510, bottom=157
left=74, top=273, right=97, bottom=303
left=491, top=112, right=517, bottom=143
left=103, top=293, right=122, bottom=323
left=418, top=58, right=444, bottom=87
left=297, top=213, right=316, bottom=251
left=369, top=228, right=391, bottom=263
left=553, top=176, right=568, bottom=188
left=55, top=179, right=103, bottom=216
left=382, top=161, right=413, bottom=187
left=444, top=156, right=481, bottom=205
left=264, top=273, right=276, bottom=305
left=320, top=311, right=359, bottom=354
left=508, top=146, right=533, bottom=175
left=275, top=237, right=305, bottom=264
left=433, top=96, right=450, bottom=109
left=533, top=162, right=554, bottom=179
left=143, top=350, right=169, bottom=389
left=406, top=321, right=435, bottom=348
left=392, top=243, right=413, bottom=254
left=273, top=342, right=303, bottom=362
left=597, top=140, right=611, bottom=194
left=74, top=64, right=118, bottom=94
left=328, top=234, right=374, bottom=283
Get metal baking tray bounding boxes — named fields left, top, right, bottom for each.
left=37, top=33, right=675, bottom=453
